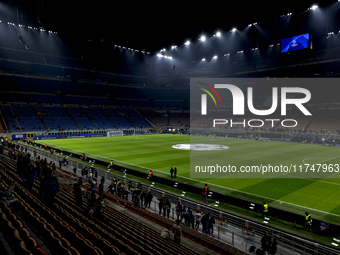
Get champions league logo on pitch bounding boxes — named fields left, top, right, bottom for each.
left=198, top=81, right=312, bottom=129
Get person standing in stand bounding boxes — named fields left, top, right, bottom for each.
left=271, top=237, right=278, bottom=255
left=74, top=179, right=83, bottom=207
left=43, top=168, right=59, bottom=206
left=194, top=211, right=202, bottom=230
left=172, top=220, right=182, bottom=245
left=208, top=215, right=215, bottom=235
left=165, top=198, right=171, bottom=218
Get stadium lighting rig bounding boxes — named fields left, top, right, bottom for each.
left=114, top=45, right=150, bottom=55
left=152, top=2, right=337, bottom=59
left=308, top=4, right=318, bottom=11
left=214, top=31, right=221, bottom=37
left=199, top=35, right=206, bottom=42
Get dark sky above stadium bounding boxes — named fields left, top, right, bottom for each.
left=2, top=0, right=337, bottom=53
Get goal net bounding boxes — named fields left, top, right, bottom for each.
left=107, top=130, right=123, bottom=137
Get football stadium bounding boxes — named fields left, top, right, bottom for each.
left=1, top=1, right=340, bottom=255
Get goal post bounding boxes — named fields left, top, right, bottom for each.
left=107, top=130, right=123, bottom=137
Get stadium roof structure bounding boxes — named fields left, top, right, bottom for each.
left=2, top=0, right=338, bottom=53
left=1, top=1, right=340, bottom=79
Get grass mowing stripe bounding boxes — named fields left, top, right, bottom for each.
left=38, top=134, right=340, bottom=223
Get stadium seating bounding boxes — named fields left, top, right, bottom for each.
left=0, top=147, right=251, bottom=255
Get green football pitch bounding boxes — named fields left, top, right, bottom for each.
left=39, top=134, right=340, bottom=223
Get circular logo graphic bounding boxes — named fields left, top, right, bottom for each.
left=172, top=144, right=229, bottom=151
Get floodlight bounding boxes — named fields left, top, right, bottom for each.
left=215, top=31, right=221, bottom=37
left=200, top=35, right=206, bottom=42
left=213, top=55, right=218, bottom=59
left=185, top=40, right=190, bottom=45
left=231, top=27, right=237, bottom=32
left=309, top=4, right=318, bottom=10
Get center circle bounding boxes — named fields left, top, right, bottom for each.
left=172, top=144, right=229, bottom=151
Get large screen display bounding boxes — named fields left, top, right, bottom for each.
left=281, top=33, right=310, bottom=53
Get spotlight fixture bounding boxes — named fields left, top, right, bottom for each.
left=309, top=4, right=318, bottom=10
left=215, top=31, right=221, bottom=37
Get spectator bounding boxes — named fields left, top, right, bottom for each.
left=74, top=179, right=83, bottom=207
left=43, top=168, right=59, bottom=206
left=201, top=212, right=209, bottom=234
left=261, top=233, right=271, bottom=253
left=107, top=180, right=115, bottom=195
left=0, top=181, right=18, bottom=208
left=183, top=209, right=189, bottom=226
left=98, top=179, right=105, bottom=197
left=62, top=157, right=68, bottom=166
left=133, top=191, right=140, bottom=207
left=158, top=196, right=165, bottom=215
left=85, top=204, right=95, bottom=216
left=174, top=167, right=177, bottom=178
left=22, top=160, right=37, bottom=192
left=81, top=168, right=88, bottom=178
left=176, top=202, right=182, bottom=220
left=116, top=179, right=122, bottom=196
left=136, top=182, right=143, bottom=194
left=161, top=227, right=172, bottom=240
left=208, top=215, right=215, bottom=235
left=145, top=191, right=153, bottom=208
left=127, top=179, right=132, bottom=191
left=93, top=168, right=98, bottom=178
left=94, top=197, right=106, bottom=220
left=86, top=183, right=97, bottom=205
left=140, top=191, right=146, bottom=207
left=172, top=220, right=182, bottom=245
left=271, top=238, right=278, bottom=255
left=188, top=209, right=195, bottom=229
left=194, top=211, right=201, bottom=230
left=121, top=188, right=128, bottom=200
left=165, top=198, right=171, bottom=218
left=100, top=176, right=105, bottom=184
